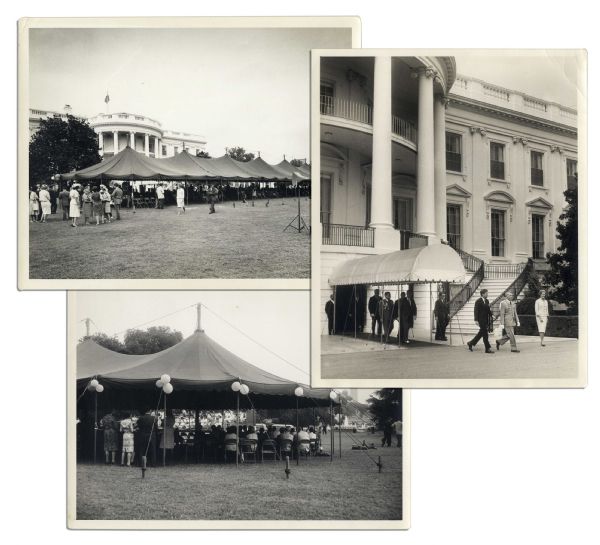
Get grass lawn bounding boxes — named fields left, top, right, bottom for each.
left=29, top=199, right=310, bottom=279
left=76, top=432, right=402, bottom=521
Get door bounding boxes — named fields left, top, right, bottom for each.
left=334, top=285, right=368, bottom=335
left=320, top=174, right=332, bottom=227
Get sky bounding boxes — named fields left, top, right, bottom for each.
left=454, top=50, right=582, bottom=109
left=29, top=27, right=352, bottom=163
left=72, top=290, right=375, bottom=403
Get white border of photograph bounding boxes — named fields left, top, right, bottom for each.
left=17, top=16, right=361, bottom=290
left=310, top=48, right=587, bottom=389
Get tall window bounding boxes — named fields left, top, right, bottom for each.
left=320, top=174, right=332, bottom=225
left=490, top=142, right=505, bottom=179
left=394, top=198, right=413, bottom=250
left=567, top=159, right=578, bottom=190
left=161, top=145, right=167, bottom=155
left=320, top=82, right=334, bottom=115
left=447, top=205, right=461, bottom=250
left=531, top=151, right=544, bottom=186
left=365, top=186, right=371, bottom=227
left=491, top=209, right=505, bottom=257
left=446, top=132, right=462, bottom=172
left=531, top=214, right=545, bottom=259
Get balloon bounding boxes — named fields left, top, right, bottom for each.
left=160, top=374, right=171, bottom=384
left=294, top=386, right=304, bottom=397
left=240, top=384, right=249, bottom=395
left=329, top=391, right=338, bottom=401
left=163, top=383, right=174, bottom=394
left=95, top=384, right=104, bottom=393
left=155, top=380, right=164, bottom=388
left=231, top=381, right=241, bottom=392
left=90, top=379, right=99, bottom=388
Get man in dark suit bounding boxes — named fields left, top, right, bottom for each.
left=368, top=289, right=382, bottom=338
left=325, top=294, right=335, bottom=335
left=397, top=292, right=412, bottom=344
left=467, top=288, right=494, bottom=354
left=379, top=292, right=395, bottom=342
left=434, top=293, right=450, bottom=341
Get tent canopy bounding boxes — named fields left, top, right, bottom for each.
left=329, top=244, right=466, bottom=286
left=59, top=147, right=309, bottom=183
left=77, top=330, right=332, bottom=409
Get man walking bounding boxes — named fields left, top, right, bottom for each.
left=467, top=288, right=494, bottom=354
left=207, top=184, right=218, bottom=214
left=368, top=289, right=382, bottom=338
left=111, top=183, right=123, bottom=220
left=379, top=292, right=395, bottom=343
left=497, top=292, right=520, bottom=353
left=325, top=294, right=335, bottom=335
left=434, top=292, right=450, bottom=341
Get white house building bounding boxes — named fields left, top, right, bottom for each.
left=29, top=108, right=207, bottom=158
left=318, top=54, right=578, bottom=340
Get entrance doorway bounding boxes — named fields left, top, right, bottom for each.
left=334, top=285, right=367, bottom=335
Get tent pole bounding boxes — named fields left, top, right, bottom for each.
left=163, top=392, right=166, bottom=467
left=398, top=282, right=401, bottom=346
left=93, top=391, right=97, bottom=464
left=236, top=391, right=240, bottom=468
left=430, top=283, right=433, bottom=343
left=354, top=285, right=357, bottom=340
left=330, top=399, right=333, bottom=461
left=338, top=397, right=342, bottom=459
left=296, top=396, right=300, bottom=466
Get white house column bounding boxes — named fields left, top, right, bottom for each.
left=415, top=67, right=437, bottom=240
left=144, top=133, right=150, bottom=157
left=154, top=136, right=160, bottom=158
left=113, top=131, right=118, bottom=155
left=98, top=132, right=104, bottom=155
left=130, top=132, right=135, bottom=149
left=434, top=95, right=447, bottom=243
left=369, top=56, right=396, bottom=250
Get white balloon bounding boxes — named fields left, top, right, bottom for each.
left=95, top=384, right=104, bottom=393
left=231, top=381, right=241, bottom=392
left=240, top=384, right=250, bottom=395
left=155, top=379, right=164, bottom=388
left=90, top=379, right=99, bottom=388
left=294, top=386, right=304, bottom=397
left=163, top=383, right=174, bottom=394
left=160, top=374, right=171, bottom=384
left=329, top=391, right=338, bottom=401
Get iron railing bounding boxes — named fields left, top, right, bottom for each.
left=322, top=223, right=374, bottom=248
left=489, top=258, right=535, bottom=318
left=484, top=262, right=526, bottom=279
left=392, top=115, right=417, bottom=144
left=448, top=249, right=485, bottom=319
left=447, top=233, right=461, bottom=252
left=320, top=95, right=372, bottom=125
left=399, top=230, right=427, bottom=250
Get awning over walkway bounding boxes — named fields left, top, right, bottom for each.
left=59, top=147, right=310, bottom=182
left=329, top=244, right=466, bottom=286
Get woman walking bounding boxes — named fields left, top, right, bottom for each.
left=69, top=184, right=81, bottom=227
left=38, top=184, right=52, bottom=222
left=29, top=187, right=40, bottom=222
left=81, top=186, right=93, bottom=226
left=535, top=290, right=550, bottom=347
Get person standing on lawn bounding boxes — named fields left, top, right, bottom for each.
left=397, top=292, right=412, bottom=344
left=467, top=288, right=494, bottom=353
left=535, top=290, right=550, bottom=347
left=155, top=183, right=165, bottom=210
left=29, top=187, right=39, bottom=222
left=58, top=186, right=70, bottom=221
left=91, top=186, right=103, bottom=225
left=69, top=184, right=81, bottom=227
left=368, top=289, right=383, bottom=338
left=379, top=292, right=395, bottom=343
left=38, top=184, right=52, bottom=223
left=81, top=186, right=93, bottom=226
left=111, top=183, right=123, bottom=219
left=176, top=183, right=186, bottom=215
left=496, top=292, right=521, bottom=353
left=207, top=184, right=218, bottom=214
left=434, top=292, right=450, bottom=341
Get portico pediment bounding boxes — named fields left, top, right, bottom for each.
left=525, top=197, right=553, bottom=210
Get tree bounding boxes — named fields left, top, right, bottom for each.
left=80, top=333, right=127, bottom=353
left=227, top=146, right=255, bottom=162
left=29, top=115, right=101, bottom=187
left=196, top=150, right=211, bottom=158
left=123, top=326, right=183, bottom=355
left=290, top=158, right=308, bottom=168
left=545, top=185, right=578, bottom=314
left=367, top=389, right=402, bottom=430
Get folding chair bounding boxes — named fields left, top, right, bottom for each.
left=260, top=439, right=278, bottom=462
left=239, top=438, right=258, bottom=463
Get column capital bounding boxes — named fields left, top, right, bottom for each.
left=411, top=67, right=438, bottom=80
left=436, top=95, right=450, bottom=108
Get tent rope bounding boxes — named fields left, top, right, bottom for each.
left=111, top=304, right=196, bottom=337
left=143, top=389, right=164, bottom=460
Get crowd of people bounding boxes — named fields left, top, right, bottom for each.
left=80, top=409, right=330, bottom=467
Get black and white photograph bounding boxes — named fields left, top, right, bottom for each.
left=311, top=49, right=586, bottom=387
left=18, top=17, right=360, bottom=289
left=68, top=291, right=408, bottom=529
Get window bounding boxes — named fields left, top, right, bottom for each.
left=491, top=209, right=505, bottom=257
left=161, top=145, right=167, bottom=155
left=447, top=205, right=461, bottom=250
left=394, top=198, right=414, bottom=249
left=446, top=132, right=462, bottom=172
left=490, top=142, right=505, bottom=179
left=320, top=174, right=332, bottom=225
left=567, top=159, right=578, bottom=190
left=531, top=214, right=545, bottom=259
left=320, top=82, right=335, bottom=115
left=531, top=151, right=544, bottom=186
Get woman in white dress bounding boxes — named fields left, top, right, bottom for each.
left=535, top=290, right=550, bottom=346
left=120, top=417, right=136, bottom=467
left=38, top=184, right=52, bottom=223
left=29, top=188, right=39, bottom=222
left=176, top=183, right=186, bottom=215
left=69, top=184, right=81, bottom=227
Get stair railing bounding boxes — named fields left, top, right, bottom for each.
left=489, top=258, right=535, bottom=318
left=448, top=250, right=485, bottom=320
